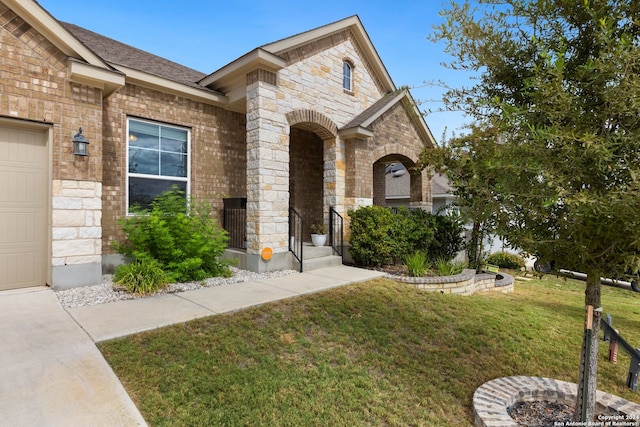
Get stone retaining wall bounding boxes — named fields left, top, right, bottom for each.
left=391, top=269, right=514, bottom=295
left=473, top=376, right=640, bottom=427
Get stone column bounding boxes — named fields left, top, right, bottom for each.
left=323, top=137, right=346, bottom=220
left=245, top=69, right=290, bottom=272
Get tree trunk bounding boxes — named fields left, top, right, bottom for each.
left=574, top=270, right=602, bottom=421
left=469, top=221, right=483, bottom=270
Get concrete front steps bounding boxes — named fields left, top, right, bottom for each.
left=297, top=243, right=343, bottom=271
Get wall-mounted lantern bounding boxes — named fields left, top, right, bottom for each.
left=72, top=127, right=89, bottom=156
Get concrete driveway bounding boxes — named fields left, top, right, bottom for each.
left=0, top=287, right=146, bottom=427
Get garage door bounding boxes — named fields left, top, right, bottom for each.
left=0, top=125, right=48, bottom=290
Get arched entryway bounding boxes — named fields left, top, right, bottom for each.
left=289, top=126, right=324, bottom=239
left=373, top=154, right=420, bottom=208
left=286, top=110, right=340, bottom=241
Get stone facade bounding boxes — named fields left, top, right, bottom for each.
left=0, top=3, right=434, bottom=287
left=51, top=180, right=102, bottom=288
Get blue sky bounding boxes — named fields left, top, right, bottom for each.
left=38, top=0, right=472, bottom=142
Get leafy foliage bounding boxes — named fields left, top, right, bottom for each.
left=347, top=206, right=397, bottom=266
left=348, top=206, right=463, bottom=267
left=393, top=207, right=437, bottom=261
left=434, top=258, right=466, bottom=276
left=309, top=222, right=327, bottom=235
left=113, top=257, right=168, bottom=295
left=425, top=0, right=640, bottom=419
left=428, top=213, right=466, bottom=262
left=114, top=188, right=232, bottom=283
left=404, top=251, right=431, bottom=277
left=485, top=252, right=526, bottom=271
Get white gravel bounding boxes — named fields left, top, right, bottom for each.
left=55, top=267, right=298, bottom=308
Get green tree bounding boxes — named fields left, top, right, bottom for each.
left=427, top=0, right=640, bottom=420
left=421, top=126, right=502, bottom=269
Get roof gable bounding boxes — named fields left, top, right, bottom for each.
left=199, top=15, right=397, bottom=110
left=339, top=89, right=435, bottom=147
left=5, top=0, right=124, bottom=96
left=261, top=15, right=394, bottom=92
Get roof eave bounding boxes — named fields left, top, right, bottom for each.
left=404, top=92, right=436, bottom=149
left=114, top=64, right=229, bottom=106
left=67, top=59, right=125, bottom=98
left=338, top=126, right=374, bottom=139
left=199, top=48, right=286, bottom=91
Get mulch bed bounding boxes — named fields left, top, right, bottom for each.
left=508, top=400, right=574, bottom=426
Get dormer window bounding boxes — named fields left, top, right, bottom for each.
left=342, top=60, right=353, bottom=92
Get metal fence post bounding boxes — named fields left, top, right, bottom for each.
left=627, top=350, right=640, bottom=392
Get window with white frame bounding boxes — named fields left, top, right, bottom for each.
left=342, top=60, right=353, bottom=91
left=127, top=118, right=189, bottom=212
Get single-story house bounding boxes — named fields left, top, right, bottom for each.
left=0, top=0, right=435, bottom=290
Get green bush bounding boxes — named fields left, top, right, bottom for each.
left=404, top=251, right=431, bottom=277
left=485, top=252, right=526, bottom=270
left=393, top=208, right=436, bottom=262
left=347, top=206, right=397, bottom=266
left=428, top=214, right=465, bottom=261
left=348, top=206, right=464, bottom=267
left=113, top=188, right=232, bottom=283
left=113, top=258, right=168, bottom=295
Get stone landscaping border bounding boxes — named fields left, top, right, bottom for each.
left=390, top=269, right=514, bottom=295
left=473, top=376, right=640, bottom=427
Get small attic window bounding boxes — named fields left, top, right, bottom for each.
left=342, top=60, right=353, bottom=92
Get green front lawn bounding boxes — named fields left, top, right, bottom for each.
left=99, top=274, right=640, bottom=426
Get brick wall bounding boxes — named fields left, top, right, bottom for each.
left=0, top=2, right=103, bottom=182
left=289, top=127, right=323, bottom=238
left=101, top=84, right=247, bottom=255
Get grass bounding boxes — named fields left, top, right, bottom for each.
left=99, top=274, right=640, bottom=426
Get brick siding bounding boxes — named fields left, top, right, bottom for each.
left=101, top=84, right=247, bottom=255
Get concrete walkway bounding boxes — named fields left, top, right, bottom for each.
left=0, top=265, right=385, bottom=426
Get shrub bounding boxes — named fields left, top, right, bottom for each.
left=348, top=206, right=467, bottom=267
left=434, top=258, right=466, bottom=276
left=113, top=188, right=232, bottom=283
left=113, top=258, right=168, bottom=295
left=347, top=206, right=396, bottom=266
left=485, top=252, right=526, bottom=270
left=404, top=251, right=431, bottom=277
left=393, top=208, right=436, bottom=263
left=428, top=214, right=466, bottom=262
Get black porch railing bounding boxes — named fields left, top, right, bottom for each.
left=223, top=208, right=246, bottom=249
left=329, top=206, right=344, bottom=261
left=223, top=198, right=247, bottom=249
left=289, top=207, right=304, bottom=272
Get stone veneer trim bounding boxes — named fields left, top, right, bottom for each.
left=390, top=269, right=514, bottom=295
left=51, top=179, right=102, bottom=288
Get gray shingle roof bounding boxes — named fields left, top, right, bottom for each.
left=61, top=22, right=216, bottom=92
left=342, top=90, right=404, bottom=131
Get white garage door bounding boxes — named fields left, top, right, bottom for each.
left=0, top=124, right=48, bottom=290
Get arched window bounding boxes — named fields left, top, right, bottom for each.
left=342, top=60, right=353, bottom=91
